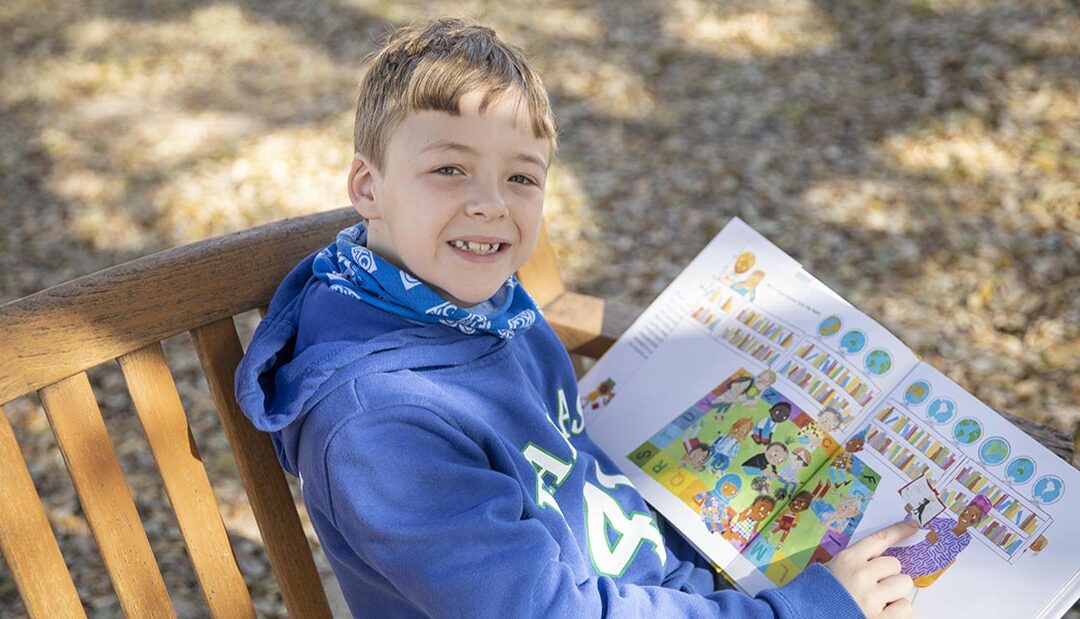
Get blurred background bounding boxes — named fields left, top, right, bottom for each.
left=2, top=0, right=1078, bottom=616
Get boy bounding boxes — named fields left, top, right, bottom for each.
left=235, top=17, right=915, bottom=618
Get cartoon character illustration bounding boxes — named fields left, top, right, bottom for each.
left=750, top=475, right=773, bottom=496
left=882, top=495, right=992, bottom=588
left=828, top=430, right=866, bottom=485
left=695, top=474, right=742, bottom=534
left=710, top=375, right=755, bottom=417
left=739, top=370, right=776, bottom=407
left=732, top=252, right=756, bottom=278
left=770, top=446, right=812, bottom=496
left=771, top=490, right=813, bottom=546
left=681, top=441, right=712, bottom=472
left=708, top=418, right=753, bottom=473
left=731, top=270, right=766, bottom=302
left=796, top=421, right=825, bottom=451
left=897, top=474, right=945, bottom=527
left=751, top=400, right=791, bottom=445
left=722, top=494, right=776, bottom=548
left=820, top=492, right=870, bottom=534
left=681, top=415, right=708, bottom=444
left=714, top=252, right=757, bottom=289
left=912, top=496, right=933, bottom=524
left=742, top=442, right=789, bottom=478
left=1025, top=534, right=1048, bottom=557
left=817, top=406, right=844, bottom=434
left=584, top=378, right=616, bottom=410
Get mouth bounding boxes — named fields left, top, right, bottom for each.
left=447, top=239, right=510, bottom=257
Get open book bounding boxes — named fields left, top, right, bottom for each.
left=579, top=218, right=1080, bottom=618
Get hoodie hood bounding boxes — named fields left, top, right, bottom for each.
left=234, top=252, right=504, bottom=474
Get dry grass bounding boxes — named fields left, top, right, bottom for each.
left=2, top=0, right=1078, bottom=616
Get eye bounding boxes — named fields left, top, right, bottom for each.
left=434, top=166, right=463, bottom=176
left=509, top=174, right=537, bottom=186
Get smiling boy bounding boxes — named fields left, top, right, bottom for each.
left=236, top=17, right=916, bottom=618
left=352, top=89, right=548, bottom=307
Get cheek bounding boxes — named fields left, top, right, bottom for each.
left=519, top=208, right=543, bottom=242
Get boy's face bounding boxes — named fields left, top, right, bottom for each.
left=350, top=89, right=550, bottom=307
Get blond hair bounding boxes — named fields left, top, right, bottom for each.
left=354, top=18, right=557, bottom=172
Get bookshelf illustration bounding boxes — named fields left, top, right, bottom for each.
left=715, top=307, right=802, bottom=369
left=937, top=464, right=1050, bottom=562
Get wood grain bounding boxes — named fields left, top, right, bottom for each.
left=191, top=319, right=332, bottom=619
left=516, top=222, right=566, bottom=307
left=0, top=404, right=86, bottom=619
left=39, top=373, right=175, bottom=618
left=0, top=208, right=358, bottom=405
left=119, top=344, right=255, bottom=618
left=543, top=291, right=639, bottom=359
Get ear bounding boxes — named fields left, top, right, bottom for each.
left=348, top=156, right=380, bottom=219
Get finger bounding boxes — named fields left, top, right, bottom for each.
left=879, top=597, right=913, bottom=619
left=875, top=573, right=915, bottom=604
left=851, top=520, right=920, bottom=560
left=866, top=555, right=904, bottom=581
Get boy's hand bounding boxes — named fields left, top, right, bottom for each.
left=825, top=520, right=918, bottom=618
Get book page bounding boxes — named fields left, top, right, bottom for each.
left=732, top=447, right=883, bottom=588
left=622, top=367, right=839, bottom=590
left=581, top=219, right=922, bottom=436
left=844, top=364, right=1080, bottom=618
left=582, top=217, right=922, bottom=591
left=580, top=217, right=1079, bottom=612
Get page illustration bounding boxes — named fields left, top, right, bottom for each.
left=580, top=217, right=1080, bottom=616
left=625, top=367, right=881, bottom=587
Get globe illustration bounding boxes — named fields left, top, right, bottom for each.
left=978, top=437, right=1010, bottom=466
left=819, top=315, right=842, bottom=337
left=904, top=381, right=932, bottom=406
left=953, top=418, right=983, bottom=445
left=840, top=330, right=866, bottom=354
left=1005, top=457, right=1036, bottom=484
left=1032, top=475, right=1064, bottom=505
left=926, top=397, right=955, bottom=424
left=864, top=349, right=893, bottom=375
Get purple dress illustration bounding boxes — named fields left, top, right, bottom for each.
left=882, top=495, right=991, bottom=588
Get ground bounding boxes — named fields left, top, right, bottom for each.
left=1, top=0, right=1078, bottom=616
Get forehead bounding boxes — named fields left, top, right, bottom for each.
left=387, top=90, right=550, bottom=164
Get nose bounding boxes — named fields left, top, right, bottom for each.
left=465, top=178, right=509, bottom=221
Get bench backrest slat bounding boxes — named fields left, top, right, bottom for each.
left=0, top=404, right=86, bottom=619
left=118, top=344, right=256, bottom=618
left=515, top=223, right=566, bottom=307
left=0, top=208, right=357, bottom=405
left=39, top=372, right=176, bottom=618
left=191, top=318, right=333, bottom=619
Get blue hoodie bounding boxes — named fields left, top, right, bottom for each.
left=235, top=253, right=864, bottom=618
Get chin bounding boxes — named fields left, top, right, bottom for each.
left=449, top=286, right=501, bottom=308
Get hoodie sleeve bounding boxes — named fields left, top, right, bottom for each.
left=313, top=404, right=864, bottom=619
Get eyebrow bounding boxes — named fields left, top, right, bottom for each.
left=421, top=140, right=549, bottom=170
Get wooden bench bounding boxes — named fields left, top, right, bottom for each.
left=0, top=207, right=1073, bottom=617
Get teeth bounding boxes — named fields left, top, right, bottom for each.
left=451, top=240, right=502, bottom=254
